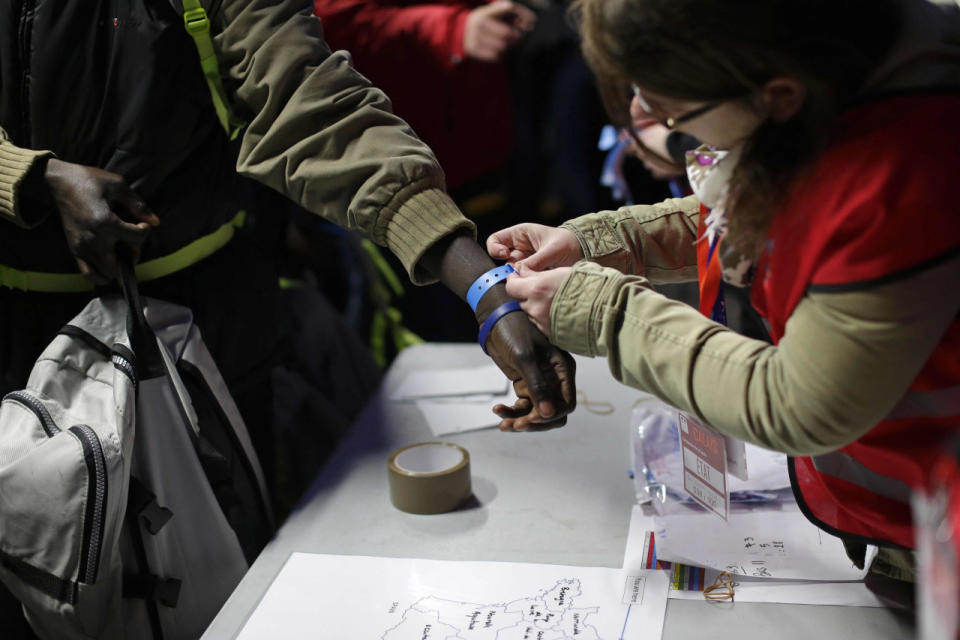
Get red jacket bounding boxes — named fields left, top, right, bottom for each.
left=751, top=93, right=960, bottom=549
left=314, top=0, right=514, bottom=189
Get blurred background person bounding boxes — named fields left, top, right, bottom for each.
left=314, top=0, right=534, bottom=192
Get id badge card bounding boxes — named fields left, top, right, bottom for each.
left=678, top=412, right=731, bottom=520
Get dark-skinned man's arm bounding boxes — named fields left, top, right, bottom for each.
left=420, top=232, right=576, bottom=430
left=209, top=0, right=576, bottom=428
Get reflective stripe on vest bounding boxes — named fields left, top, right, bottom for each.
left=811, top=451, right=913, bottom=505
left=886, top=384, right=960, bottom=421
left=0, top=211, right=245, bottom=293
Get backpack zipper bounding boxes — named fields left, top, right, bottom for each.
left=57, top=325, right=139, bottom=389
left=69, top=425, right=108, bottom=585
left=1, top=391, right=107, bottom=585
left=111, top=352, right=138, bottom=389
left=3, top=390, right=60, bottom=437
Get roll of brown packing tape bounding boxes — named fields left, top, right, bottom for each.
left=387, top=442, right=472, bottom=514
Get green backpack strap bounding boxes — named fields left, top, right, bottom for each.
left=182, top=0, right=246, bottom=140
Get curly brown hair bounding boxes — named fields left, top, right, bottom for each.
left=574, top=0, right=902, bottom=256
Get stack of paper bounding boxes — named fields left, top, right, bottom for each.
left=623, top=505, right=884, bottom=606
left=389, top=364, right=517, bottom=436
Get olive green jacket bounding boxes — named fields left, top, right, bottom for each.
left=558, top=197, right=959, bottom=458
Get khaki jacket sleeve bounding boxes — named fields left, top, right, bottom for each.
left=559, top=195, right=700, bottom=283
left=213, top=0, right=475, bottom=284
left=550, top=255, right=960, bottom=456
left=0, top=127, right=55, bottom=229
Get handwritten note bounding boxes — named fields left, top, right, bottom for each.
left=653, top=508, right=874, bottom=581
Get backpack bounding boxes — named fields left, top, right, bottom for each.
left=0, top=261, right=273, bottom=639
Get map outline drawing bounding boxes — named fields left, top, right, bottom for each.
left=381, top=578, right=605, bottom=640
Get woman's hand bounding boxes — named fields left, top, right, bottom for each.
left=503, top=264, right=571, bottom=334
left=46, top=159, right=159, bottom=283
left=486, top=223, right=582, bottom=271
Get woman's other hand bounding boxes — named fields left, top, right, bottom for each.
left=504, top=263, right=571, bottom=334
left=486, top=223, right=582, bottom=271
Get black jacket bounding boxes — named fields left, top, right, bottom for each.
left=0, top=0, right=243, bottom=271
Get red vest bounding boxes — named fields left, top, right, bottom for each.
left=747, top=93, right=960, bottom=549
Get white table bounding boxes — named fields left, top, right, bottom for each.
left=202, top=343, right=915, bottom=639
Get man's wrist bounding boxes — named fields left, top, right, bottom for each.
left=17, top=155, right=56, bottom=227
left=474, top=283, right=513, bottom=325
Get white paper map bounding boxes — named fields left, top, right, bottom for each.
left=236, top=553, right=669, bottom=639
left=385, top=579, right=599, bottom=639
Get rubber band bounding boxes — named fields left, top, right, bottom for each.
left=577, top=391, right=615, bottom=415
left=466, top=264, right=515, bottom=312
left=703, top=571, right=735, bottom=601
left=477, top=301, right=523, bottom=355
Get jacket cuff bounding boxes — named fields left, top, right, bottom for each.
left=0, top=145, right=55, bottom=228
left=379, top=186, right=477, bottom=285
left=550, top=261, right=625, bottom=356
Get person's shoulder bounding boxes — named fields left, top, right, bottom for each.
left=812, top=92, right=960, bottom=200
left=833, top=91, right=960, bottom=158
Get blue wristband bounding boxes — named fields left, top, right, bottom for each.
left=477, top=301, right=523, bottom=355
left=466, top=264, right=515, bottom=312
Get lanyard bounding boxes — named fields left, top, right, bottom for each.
left=696, top=204, right=727, bottom=324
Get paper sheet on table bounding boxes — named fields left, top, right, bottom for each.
left=237, top=552, right=670, bottom=640
left=417, top=390, right=518, bottom=436
left=654, top=507, right=874, bottom=581
left=731, top=445, right=790, bottom=491
left=622, top=505, right=883, bottom=606
left=389, top=364, right=508, bottom=401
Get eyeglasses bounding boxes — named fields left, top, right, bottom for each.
left=632, top=84, right=723, bottom=130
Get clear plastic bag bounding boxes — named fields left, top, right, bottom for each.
left=630, top=394, right=793, bottom=515
left=629, top=394, right=874, bottom=581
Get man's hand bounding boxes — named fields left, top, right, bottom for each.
left=486, top=223, right=582, bottom=271
left=421, top=233, right=576, bottom=432
left=463, top=0, right=536, bottom=62
left=46, top=159, right=159, bottom=283
left=483, top=310, right=575, bottom=432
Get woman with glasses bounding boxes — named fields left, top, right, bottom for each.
left=487, top=0, right=960, bottom=587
